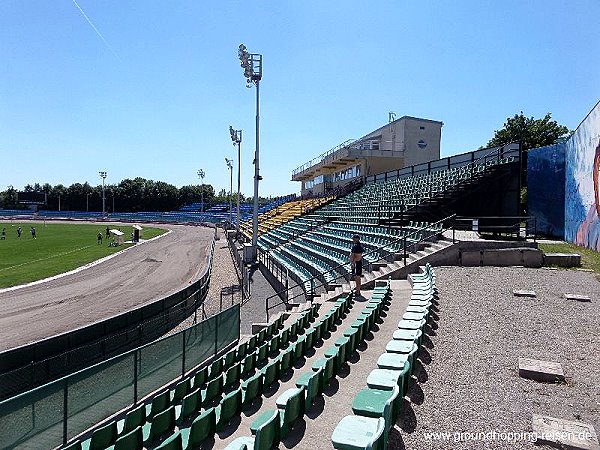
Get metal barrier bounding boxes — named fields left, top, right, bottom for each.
left=0, top=304, right=240, bottom=450
left=0, top=229, right=217, bottom=401
left=452, top=216, right=537, bottom=241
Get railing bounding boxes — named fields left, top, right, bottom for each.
left=292, top=139, right=356, bottom=177
left=0, top=229, right=218, bottom=401
left=366, top=142, right=520, bottom=184
left=263, top=215, right=455, bottom=321
left=0, top=304, right=240, bottom=450
left=452, top=216, right=538, bottom=241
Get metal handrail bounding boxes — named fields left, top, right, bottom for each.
left=264, top=214, right=455, bottom=320
left=291, top=139, right=356, bottom=176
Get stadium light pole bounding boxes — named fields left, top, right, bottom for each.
left=197, top=169, right=205, bottom=213
left=238, top=43, right=262, bottom=260
left=99, top=171, right=107, bottom=216
left=229, top=126, right=242, bottom=235
left=225, top=158, right=234, bottom=226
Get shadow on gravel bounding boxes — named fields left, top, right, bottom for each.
left=407, top=381, right=425, bottom=405
left=422, top=334, right=435, bottom=349
left=388, top=427, right=407, bottom=449
left=243, top=396, right=264, bottom=416
left=398, top=399, right=418, bottom=432
left=418, top=347, right=432, bottom=365
left=430, top=310, right=440, bottom=322
left=216, top=414, right=242, bottom=438
left=306, top=395, right=325, bottom=419
left=281, top=417, right=307, bottom=448
left=323, top=378, right=340, bottom=397
left=414, top=359, right=429, bottom=383
left=263, top=381, right=281, bottom=397
left=347, top=350, right=361, bottom=364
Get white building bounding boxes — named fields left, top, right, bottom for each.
left=292, top=115, right=443, bottom=195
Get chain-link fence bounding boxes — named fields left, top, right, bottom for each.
left=0, top=304, right=239, bottom=450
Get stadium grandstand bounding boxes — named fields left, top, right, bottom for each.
left=1, top=102, right=599, bottom=450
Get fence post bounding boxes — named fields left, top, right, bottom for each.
left=181, top=329, right=186, bottom=379
left=133, top=349, right=138, bottom=404
left=63, top=378, right=68, bottom=445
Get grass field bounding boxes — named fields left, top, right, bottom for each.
left=0, top=222, right=166, bottom=288
left=538, top=241, right=600, bottom=279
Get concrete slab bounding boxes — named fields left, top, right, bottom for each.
left=564, top=294, right=592, bottom=302
left=514, top=290, right=536, bottom=298
left=518, top=357, right=565, bottom=382
left=544, top=253, right=582, bottom=268
left=532, top=414, right=599, bottom=449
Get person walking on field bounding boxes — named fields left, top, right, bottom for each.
left=97, top=232, right=103, bottom=245
left=17, top=226, right=22, bottom=238
left=31, top=227, right=36, bottom=239
left=349, top=234, right=364, bottom=297
left=1, top=228, right=5, bottom=240
left=106, top=226, right=110, bottom=239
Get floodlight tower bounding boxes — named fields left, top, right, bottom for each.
left=99, top=171, right=107, bottom=216
left=238, top=43, right=262, bottom=260
left=197, top=169, right=205, bottom=213
left=225, top=158, right=234, bottom=226
left=229, top=126, right=242, bottom=235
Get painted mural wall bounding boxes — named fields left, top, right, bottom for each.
left=528, top=143, right=566, bottom=238
left=565, top=100, right=600, bottom=251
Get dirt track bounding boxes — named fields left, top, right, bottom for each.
left=0, top=222, right=214, bottom=351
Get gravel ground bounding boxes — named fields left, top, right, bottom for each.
left=400, top=266, right=600, bottom=450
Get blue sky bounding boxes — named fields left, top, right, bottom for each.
left=1, top=1, right=598, bottom=197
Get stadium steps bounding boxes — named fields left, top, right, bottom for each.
left=314, top=236, right=453, bottom=303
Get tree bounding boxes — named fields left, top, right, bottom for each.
left=487, top=112, right=570, bottom=150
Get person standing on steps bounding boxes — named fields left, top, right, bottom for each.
left=350, top=234, right=364, bottom=297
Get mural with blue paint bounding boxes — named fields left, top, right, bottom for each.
left=565, top=100, right=600, bottom=251
left=528, top=143, right=566, bottom=238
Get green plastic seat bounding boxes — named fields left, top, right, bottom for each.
left=277, top=348, right=293, bottom=373
left=268, top=335, right=280, bottom=356
left=154, top=431, right=182, bottom=450
left=385, top=340, right=417, bottom=355
left=227, top=408, right=280, bottom=450
left=209, top=358, right=224, bottom=379
left=325, top=345, right=341, bottom=374
left=143, top=406, right=176, bottom=445
left=366, top=368, right=403, bottom=392
left=312, top=357, right=335, bottom=387
left=224, top=349, right=237, bottom=370
left=258, top=328, right=267, bottom=345
left=175, top=388, right=201, bottom=424
left=242, top=353, right=256, bottom=377
left=193, top=367, right=208, bottom=389
left=146, top=390, right=170, bottom=420
left=242, top=372, right=263, bottom=408
left=180, top=407, right=215, bottom=450
left=170, top=378, right=191, bottom=404
left=393, top=328, right=422, bottom=346
left=296, top=368, right=321, bottom=409
left=261, top=360, right=279, bottom=388
left=201, top=375, right=224, bottom=404
left=397, top=318, right=426, bottom=330
left=117, top=403, right=145, bottom=435
left=248, top=335, right=257, bottom=352
left=293, top=339, right=305, bottom=361
left=257, top=343, right=269, bottom=366
left=343, top=327, right=359, bottom=353
left=276, top=387, right=305, bottom=439
left=225, top=362, right=242, bottom=387
left=331, top=415, right=385, bottom=450
left=304, top=328, right=315, bottom=349
left=280, top=329, right=290, bottom=348
left=82, top=420, right=117, bottom=450
left=352, top=385, right=401, bottom=426
left=237, top=342, right=248, bottom=362
left=109, top=425, right=142, bottom=450
left=216, top=387, right=242, bottom=431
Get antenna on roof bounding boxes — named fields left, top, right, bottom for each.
left=388, top=111, right=397, bottom=123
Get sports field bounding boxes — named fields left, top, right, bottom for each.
left=0, top=222, right=166, bottom=288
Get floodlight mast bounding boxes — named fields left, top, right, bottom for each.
left=197, top=169, right=205, bottom=213
left=99, top=171, right=107, bottom=216
left=238, top=44, right=262, bottom=261
left=229, top=126, right=242, bottom=235
left=225, top=158, right=234, bottom=225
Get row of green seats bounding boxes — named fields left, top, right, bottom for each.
left=331, top=268, right=436, bottom=449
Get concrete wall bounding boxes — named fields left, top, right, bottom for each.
left=402, top=117, right=442, bottom=166
left=528, top=143, right=566, bottom=238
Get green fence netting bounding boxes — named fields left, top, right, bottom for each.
left=0, top=304, right=239, bottom=450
